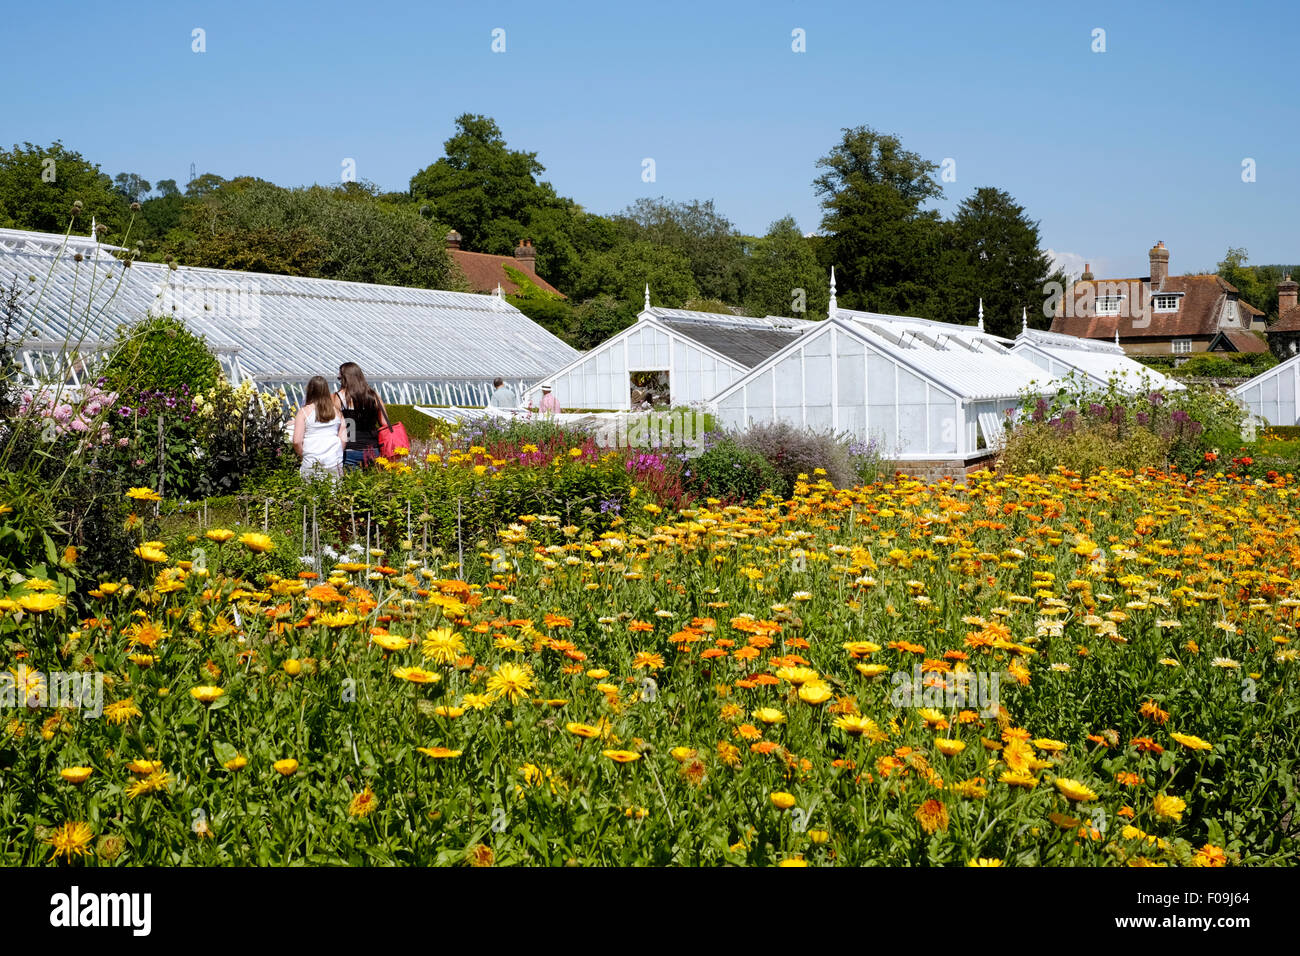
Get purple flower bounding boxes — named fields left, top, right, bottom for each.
left=119, top=406, right=132, bottom=417
left=1136, top=412, right=1149, bottom=425
left=1170, top=410, right=1189, bottom=424
left=1148, top=391, right=1165, bottom=406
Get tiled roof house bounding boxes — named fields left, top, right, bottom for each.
left=1268, top=274, right=1300, bottom=358
left=1050, top=241, right=1267, bottom=356
left=444, top=231, right=565, bottom=297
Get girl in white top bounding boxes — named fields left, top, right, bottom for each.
left=293, top=375, right=346, bottom=480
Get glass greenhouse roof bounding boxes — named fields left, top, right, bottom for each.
left=0, top=228, right=579, bottom=404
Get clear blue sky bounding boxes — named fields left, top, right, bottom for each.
left=4, top=0, right=1295, bottom=282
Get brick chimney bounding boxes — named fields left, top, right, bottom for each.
left=1080, top=262, right=1094, bottom=281
left=445, top=230, right=462, bottom=251
left=1148, top=241, right=1169, bottom=288
left=1280, top=273, right=1299, bottom=318
left=513, top=238, right=537, bottom=275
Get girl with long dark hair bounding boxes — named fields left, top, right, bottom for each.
left=293, top=375, right=346, bottom=480
left=335, top=362, right=389, bottom=470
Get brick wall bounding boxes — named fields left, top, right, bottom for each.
left=887, top=453, right=999, bottom=484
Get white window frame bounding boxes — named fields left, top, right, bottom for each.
left=1222, top=300, right=1238, bottom=323
left=1153, top=294, right=1179, bottom=313
left=1095, top=295, right=1125, bottom=316
left=1172, top=338, right=1192, bottom=355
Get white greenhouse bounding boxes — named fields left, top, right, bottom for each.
left=523, top=297, right=815, bottom=410
left=710, top=306, right=1059, bottom=460
left=0, top=227, right=579, bottom=406
left=1011, top=326, right=1184, bottom=393
left=1231, top=354, right=1300, bottom=426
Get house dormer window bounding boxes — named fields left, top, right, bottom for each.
left=1153, top=294, right=1179, bottom=312
left=1095, top=295, right=1125, bottom=316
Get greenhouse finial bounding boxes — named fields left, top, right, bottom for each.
left=1114, top=325, right=1120, bottom=346
left=1022, top=306, right=1028, bottom=333
left=645, top=284, right=651, bottom=312
left=90, top=216, right=97, bottom=243
left=978, top=298, right=985, bottom=332
left=828, top=267, right=837, bottom=317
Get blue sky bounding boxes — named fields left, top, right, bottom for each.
left=4, top=0, right=1296, bottom=282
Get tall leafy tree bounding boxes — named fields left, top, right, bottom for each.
left=615, top=198, right=745, bottom=303
left=937, top=187, right=1062, bottom=336
left=742, top=216, right=826, bottom=319
left=813, top=126, right=944, bottom=314
left=113, top=172, right=152, bottom=203
left=409, top=114, right=560, bottom=252
left=0, top=141, right=130, bottom=238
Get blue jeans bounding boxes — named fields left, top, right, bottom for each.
left=343, top=448, right=375, bottom=471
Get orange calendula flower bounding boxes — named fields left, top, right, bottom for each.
left=914, top=799, right=949, bottom=834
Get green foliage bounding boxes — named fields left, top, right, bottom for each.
left=192, top=379, right=295, bottom=497
left=616, top=197, right=745, bottom=303
left=814, top=125, right=945, bottom=316
left=101, top=314, right=222, bottom=397
left=742, top=215, right=826, bottom=319
left=409, top=114, right=562, bottom=253
left=383, top=405, right=446, bottom=443
left=0, top=141, right=131, bottom=237
left=574, top=240, right=698, bottom=307
left=683, top=437, right=784, bottom=502
left=1216, top=247, right=1300, bottom=324
left=159, top=178, right=460, bottom=289
left=570, top=295, right=637, bottom=350
left=1174, top=352, right=1276, bottom=379
left=999, top=378, right=1242, bottom=477
left=933, top=187, right=1064, bottom=336
left=734, top=421, right=859, bottom=489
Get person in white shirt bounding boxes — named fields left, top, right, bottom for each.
left=293, top=375, right=346, bottom=480
left=488, top=376, right=517, bottom=409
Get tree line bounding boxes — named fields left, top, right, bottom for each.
left=1, top=117, right=1068, bottom=344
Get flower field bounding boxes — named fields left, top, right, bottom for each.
left=3, top=468, right=1299, bottom=866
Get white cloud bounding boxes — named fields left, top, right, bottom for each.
left=1047, top=249, right=1089, bottom=280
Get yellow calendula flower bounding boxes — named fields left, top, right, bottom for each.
left=1152, top=793, right=1186, bottom=821
left=126, top=487, right=162, bottom=502
left=190, top=686, right=224, bottom=704
left=770, top=791, right=797, bottom=810
left=935, top=738, right=966, bottom=757
left=348, top=787, right=379, bottom=817
left=392, top=666, right=440, bottom=684
left=602, top=750, right=641, bottom=764
left=18, top=592, right=66, bottom=613
left=223, top=754, right=248, bottom=771
left=205, top=528, right=235, bottom=543
left=1170, top=732, right=1213, bottom=752
left=486, top=662, right=535, bottom=703
left=59, top=766, right=94, bottom=785
left=1053, top=778, right=1098, bottom=802
left=273, top=758, right=299, bottom=776
left=45, top=821, right=95, bottom=861
left=238, top=532, right=274, bottom=553
left=967, top=857, right=1003, bottom=867
left=752, top=708, right=786, bottom=725
left=416, top=746, right=463, bottom=759
left=134, top=545, right=169, bottom=564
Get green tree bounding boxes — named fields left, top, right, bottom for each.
left=113, top=172, right=152, bottom=203
left=409, top=114, right=561, bottom=252
left=742, top=215, right=826, bottom=319
left=571, top=294, right=637, bottom=350
left=936, top=187, right=1062, bottom=336
left=160, top=178, right=459, bottom=289
left=0, top=141, right=131, bottom=238
left=574, top=240, right=698, bottom=308
left=101, top=314, right=222, bottom=396
left=155, top=179, right=180, bottom=198
left=184, top=173, right=227, bottom=198
left=616, top=197, right=745, bottom=303
left=813, top=126, right=944, bottom=315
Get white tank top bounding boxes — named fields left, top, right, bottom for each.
left=302, top=405, right=343, bottom=466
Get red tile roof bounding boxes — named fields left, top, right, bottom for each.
left=448, top=250, right=564, bottom=298
left=1211, top=330, right=1270, bottom=353
left=1050, top=274, right=1250, bottom=340
left=1272, top=305, right=1300, bottom=333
